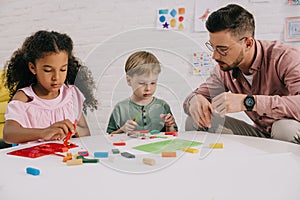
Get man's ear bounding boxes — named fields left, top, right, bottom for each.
left=28, top=62, right=36, bottom=75
left=126, top=75, right=132, bottom=86
left=245, top=37, right=254, bottom=49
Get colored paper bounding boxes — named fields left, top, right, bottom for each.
left=7, top=142, right=77, bottom=158
left=133, top=138, right=202, bottom=154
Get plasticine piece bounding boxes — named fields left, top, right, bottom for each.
left=143, top=158, right=156, bottom=166
left=209, top=143, right=223, bottom=148
left=165, top=131, right=178, bottom=136
left=149, top=136, right=156, bottom=139
left=60, top=147, right=69, bottom=152
left=78, top=150, right=89, bottom=157
left=150, top=130, right=160, bottom=135
left=62, top=153, right=73, bottom=162
left=112, top=149, right=120, bottom=154
left=26, top=167, right=40, bottom=176
left=141, top=136, right=146, bottom=140
left=66, top=159, right=83, bottom=166
left=113, top=142, right=126, bottom=146
left=121, top=152, right=135, bottom=158
left=155, top=136, right=168, bottom=139
left=161, top=152, right=177, bottom=157
left=182, top=147, right=199, bottom=153
left=76, top=155, right=99, bottom=163
left=94, top=152, right=109, bottom=158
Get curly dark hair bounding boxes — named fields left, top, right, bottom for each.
left=3, top=30, right=98, bottom=113
left=206, top=4, right=255, bottom=38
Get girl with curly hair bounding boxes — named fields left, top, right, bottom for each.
left=3, top=30, right=97, bottom=144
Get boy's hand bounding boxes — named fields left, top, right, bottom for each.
left=160, top=113, right=175, bottom=127
left=120, top=120, right=138, bottom=133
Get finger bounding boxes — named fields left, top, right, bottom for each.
left=160, top=114, right=166, bottom=120
left=190, top=111, right=205, bottom=129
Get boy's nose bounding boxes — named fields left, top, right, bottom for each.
left=145, top=84, right=151, bottom=90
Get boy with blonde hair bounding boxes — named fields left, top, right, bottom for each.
left=107, top=51, right=177, bottom=134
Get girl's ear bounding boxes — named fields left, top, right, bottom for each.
left=28, top=62, right=36, bottom=75
left=126, top=75, right=132, bottom=86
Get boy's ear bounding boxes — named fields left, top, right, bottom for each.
left=28, top=62, right=36, bottom=75
left=126, top=75, right=131, bottom=86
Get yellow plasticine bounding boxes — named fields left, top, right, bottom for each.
left=66, top=159, right=83, bottom=166
left=182, top=147, right=199, bottom=153
left=209, top=143, right=223, bottom=149
left=143, top=158, right=156, bottom=166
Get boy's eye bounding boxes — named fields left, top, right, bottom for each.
left=139, top=82, right=145, bottom=85
left=151, top=82, right=156, bottom=85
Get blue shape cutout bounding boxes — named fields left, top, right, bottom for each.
left=163, top=22, right=169, bottom=29
left=159, top=15, right=166, bottom=23
left=170, top=9, right=177, bottom=17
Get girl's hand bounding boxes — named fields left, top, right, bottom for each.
left=120, top=120, right=138, bottom=134
left=160, top=113, right=176, bottom=127
left=41, top=119, right=75, bottom=141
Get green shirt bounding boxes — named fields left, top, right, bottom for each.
left=106, top=97, right=178, bottom=133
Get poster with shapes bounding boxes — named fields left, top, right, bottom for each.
left=194, top=1, right=223, bottom=32
left=157, top=7, right=185, bottom=30
left=288, top=0, right=300, bottom=5
left=285, top=16, right=300, bottom=41
left=192, top=52, right=216, bottom=75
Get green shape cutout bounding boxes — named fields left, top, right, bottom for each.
left=133, top=138, right=202, bottom=154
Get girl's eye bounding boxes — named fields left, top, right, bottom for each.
left=44, top=70, right=51, bottom=73
left=60, top=69, right=67, bottom=72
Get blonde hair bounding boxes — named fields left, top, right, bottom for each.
left=125, top=51, right=161, bottom=77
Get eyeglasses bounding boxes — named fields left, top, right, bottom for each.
left=205, top=37, right=247, bottom=56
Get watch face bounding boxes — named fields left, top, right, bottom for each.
left=245, top=98, right=254, bottom=106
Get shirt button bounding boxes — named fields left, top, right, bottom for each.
left=263, top=113, right=267, bottom=116
left=143, top=110, right=146, bottom=113
left=259, top=116, right=263, bottom=120
left=143, top=116, right=146, bottom=119
left=144, top=123, right=147, bottom=126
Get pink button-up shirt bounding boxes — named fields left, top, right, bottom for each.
left=184, top=40, right=300, bottom=135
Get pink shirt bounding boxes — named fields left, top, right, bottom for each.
left=184, top=40, right=300, bottom=135
left=5, top=84, right=85, bottom=128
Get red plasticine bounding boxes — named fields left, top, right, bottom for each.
left=7, top=143, right=78, bottom=158
left=165, top=132, right=178, bottom=136
left=113, top=142, right=126, bottom=146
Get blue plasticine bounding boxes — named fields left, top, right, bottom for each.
left=26, top=167, right=40, bottom=176
left=94, top=152, right=109, bottom=158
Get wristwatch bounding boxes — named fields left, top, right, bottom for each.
left=244, top=95, right=255, bottom=111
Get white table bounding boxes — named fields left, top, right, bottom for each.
left=0, top=131, right=300, bottom=200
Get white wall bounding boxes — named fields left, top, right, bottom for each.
left=1, top=0, right=299, bottom=133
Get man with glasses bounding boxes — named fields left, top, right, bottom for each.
left=183, top=4, right=300, bottom=143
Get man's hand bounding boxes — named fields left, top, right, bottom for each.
left=188, top=94, right=214, bottom=128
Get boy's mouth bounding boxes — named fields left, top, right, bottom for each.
left=143, top=94, right=152, bottom=97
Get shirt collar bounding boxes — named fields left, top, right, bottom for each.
left=249, top=40, right=263, bottom=73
